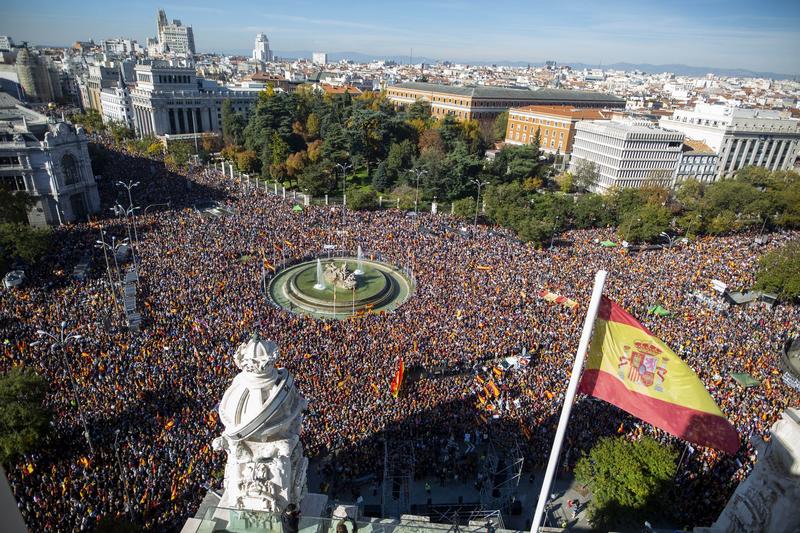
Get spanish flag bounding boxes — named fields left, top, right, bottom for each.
left=579, top=297, right=739, bottom=454
left=390, top=358, right=405, bottom=398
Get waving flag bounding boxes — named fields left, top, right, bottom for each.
left=390, top=358, right=405, bottom=398
left=578, top=297, right=739, bottom=454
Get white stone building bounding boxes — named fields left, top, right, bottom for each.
left=100, top=72, right=133, bottom=129
left=659, top=103, right=800, bottom=178
left=674, top=140, right=718, bottom=184
left=130, top=62, right=260, bottom=137
left=312, top=52, right=327, bottom=66
left=0, top=92, right=100, bottom=227
left=252, top=33, right=272, bottom=63
left=569, top=119, right=685, bottom=193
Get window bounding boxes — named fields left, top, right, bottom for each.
left=0, top=156, right=21, bottom=166
left=0, top=175, right=25, bottom=191
left=61, top=154, right=80, bottom=186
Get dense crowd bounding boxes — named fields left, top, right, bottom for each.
left=1, top=143, right=798, bottom=531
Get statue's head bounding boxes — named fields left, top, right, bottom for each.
left=234, top=333, right=279, bottom=375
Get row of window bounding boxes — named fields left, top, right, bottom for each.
left=156, top=74, right=193, bottom=84
left=0, top=155, right=21, bottom=167
left=509, top=116, right=568, bottom=128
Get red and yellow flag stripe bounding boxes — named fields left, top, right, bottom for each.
left=579, top=297, right=739, bottom=454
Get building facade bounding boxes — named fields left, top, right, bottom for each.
left=312, top=52, right=327, bottom=66
left=100, top=73, right=134, bottom=128
left=505, top=105, right=612, bottom=154
left=252, top=33, right=272, bottom=63
left=83, top=64, right=119, bottom=112
left=674, top=140, right=718, bottom=184
left=0, top=93, right=100, bottom=227
left=156, top=9, right=196, bottom=55
left=130, top=63, right=260, bottom=137
left=569, top=119, right=685, bottom=193
left=14, top=47, right=61, bottom=103
left=659, top=103, right=800, bottom=178
left=387, top=82, right=624, bottom=123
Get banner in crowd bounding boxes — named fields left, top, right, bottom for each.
left=390, top=358, right=405, bottom=398
left=538, top=289, right=578, bottom=309
left=578, top=296, right=739, bottom=454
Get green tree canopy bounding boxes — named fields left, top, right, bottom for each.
left=617, top=203, right=671, bottom=243
left=575, top=436, right=678, bottom=530
left=0, top=367, right=51, bottom=463
left=755, top=239, right=800, bottom=300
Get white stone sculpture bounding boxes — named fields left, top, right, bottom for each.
left=213, top=333, right=309, bottom=514
left=697, top=408, right=800, bottom=533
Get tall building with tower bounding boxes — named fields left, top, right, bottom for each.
left=155, top=9, right=196, bottom=55
left=252, top=33, right=272, bottom=63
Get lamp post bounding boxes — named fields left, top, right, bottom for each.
left=659, top=231, right=676, bottom=249
left=116, top=180, right=140, bottom=250
left=470, top=178, right=489, bottom=227
left=335, top=162, right=353, bottom=225
left=95, top=230, right=119, bottom=313
left=549, top=215, right=560, bottom=250
left=143, top=201, right=171, bottom=216
left=114, top=429, right=135, bottom=522
left=32, top=322, right=94, bottom=453
left=112, top=203, right=140, bottom=272
left=408, top=168, right=427, bottom=216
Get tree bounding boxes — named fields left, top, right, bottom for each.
left=572, top=160, right=599, bottom=191
left=305, top=113, right=321, bottom=140
left=617, top=203, right=671, bottom=243
left=0, top=368, right=51, bottom=463
left=452, top=197, right=477, bottom=219
left=491, top=111, right=508, bottom=143
left=554, top=172, right=574, bottom=193
left=298, top=163, right=336, bottom=196
left=108, top=121, right=135, bottom=145
left=573, top=194, right=613, bottom=229
left=68, top=110, right=105, bottom=133
left=575, top=436, right=677, bottom=530
left=755, top=239, right=800, bottom=300
left=221, top=99, right=246, bottom=146
left=0, top=187, right=34, bottom=224
left=347, top=188, right=378, bottom=211
left=0, top=223, right=50, bottom=273
left=235, top=150, right=260, bottom=174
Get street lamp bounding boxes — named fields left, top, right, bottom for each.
left=111, top=203, right=140, bottom=272
left=114, top=429, right=135, bottom=522
left=549, top=215, right=560, bottom=250
left=335, top=162, right=352, bottom=225
left=659, top=231, right=676, bottom=248
left=408, top=168, right=427, bottom=216
left=95, top=229, right=120, bottom=313
left=32, top=322, right=94, bottom=453
left=116, top=180, right=140, bottom=250
left=470, top=178, right=489, bottom=227
left=143, top=201, right=171, bottom=216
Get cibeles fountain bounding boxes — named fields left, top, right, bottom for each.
left=211, top=334, right=327, bottom=528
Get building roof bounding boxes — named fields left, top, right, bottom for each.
left=391, top=82, right=624, bottom=103
left=682, top=139, right=715, bottom=154
left=509, top=105, right=613, bottom=120
left=319, top=84, right=362, bottom=95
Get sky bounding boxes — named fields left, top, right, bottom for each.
left=3, top=0, right=800, bottom=74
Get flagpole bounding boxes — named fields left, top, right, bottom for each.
left=530, top=269, right=607, bottom=532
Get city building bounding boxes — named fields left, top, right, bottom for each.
left=100, top=71, right=134, bottom=128
left=14, top=46, right=62, bottom=103
left=155, top=9, right=196, bottom=55
left=0, top=36, right=14, bottom=52
left=82, top=64, right=120, bottom=112
left=100, top=38, right=140, bottom=56
left=130, top=62, right=260, bottom=137
left=0, top=92, right=100, bottom=226
left=659, top=103, right=800, bottom=177
left=312, top=52, right=327, bottom=66
left=674, top=139, right=718, bottom=184
left=569, top=118, right=685, bottom=193
left=386, top=82, right=624, bottom=123
left=504, top=105, right=612, bottom=154
left=252, top=33, right=272, bottom=63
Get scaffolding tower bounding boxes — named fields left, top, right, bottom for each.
left=381, top=437, right=415, bottom=519
left=478, top=432, right=524, bottom=512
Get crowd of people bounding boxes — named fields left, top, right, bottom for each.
left=1, top=141, right=798, bottom=532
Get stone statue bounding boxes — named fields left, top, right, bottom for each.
left=213, top=334, right=309, bottom=514
left=324, top=262, right=357, bottom=290
left=696, top=408, right=800, bottom=533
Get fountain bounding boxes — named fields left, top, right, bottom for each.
left=313, top=259, right=325, bottom=290
left=354, top=246, right=365, bottom=276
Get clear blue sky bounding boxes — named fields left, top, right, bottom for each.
left=3, top=0, right=799, bottom=73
